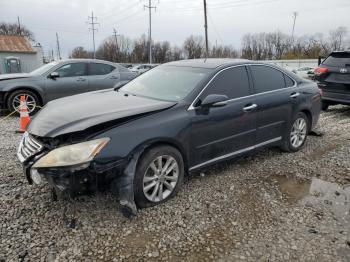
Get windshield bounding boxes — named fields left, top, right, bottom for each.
left=30, top=61, right=60, bottom=76
left=119, top=66, right=210, bottom=102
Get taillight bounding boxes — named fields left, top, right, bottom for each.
left=314, top=67, right=329, bottom=75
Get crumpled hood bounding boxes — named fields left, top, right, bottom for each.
left=27, top=89, right=176, bottom=137
left=0, top=73, right=32, bottom=81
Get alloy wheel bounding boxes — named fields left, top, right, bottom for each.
left=12, top=94, right=37, bottom=113
left=143, top=155, right=179, bottom=203
left=290, top=117, right=307, bottom=148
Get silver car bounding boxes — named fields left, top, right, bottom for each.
left=0, top=59, right=137, bottom=114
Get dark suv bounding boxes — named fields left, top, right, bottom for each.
left=17, top=59, right=321, bottom=215
left=314, top=51, right=350, bottom=110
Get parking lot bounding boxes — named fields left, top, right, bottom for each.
left=0, top=106, right=350, bottom=261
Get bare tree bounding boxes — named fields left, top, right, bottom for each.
left=153, top=41, right=171, bottom=63
left=211, top=45, right=238, bottom=58
left=329, top=26, right=348, bottom=51
left=0, top=22, right=35, bottom=41
left=183, top=35, right=204, bottom=59
left=131, top=35, right=149, bottom=63
left=172, top=46, right=183, bottom=61
left=69, top=46, right=91, bottom=59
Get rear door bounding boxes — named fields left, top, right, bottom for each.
left=249, top=65, right=298, bottom=144
left=86, top=62, right=120, bottom=91
left=45, top=62, right=89, bottom=100
left=320, top=52, right=350, bottom=94
left=189, top=66, right=257, bottom=168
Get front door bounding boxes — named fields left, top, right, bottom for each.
left=189, top=66, right=257, bottom=169
left=45, top=62, right=88, bottom=101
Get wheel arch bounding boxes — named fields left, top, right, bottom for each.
left=132, top=138, right=189, bottom=174
left=5, top=87, right=44, bottom=108
left=299, top=108, right=313, bottom=132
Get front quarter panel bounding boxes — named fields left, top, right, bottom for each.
left=1, top=77, right=46, bottom=102
left=94, top=105, right=191, bottom=167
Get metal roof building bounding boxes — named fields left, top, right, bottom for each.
left=0, top=35, right=44, bottom=74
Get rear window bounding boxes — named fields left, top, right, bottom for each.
left=322, top=53, right=350, bottom=67
left=251, top=65, right=286, bottom=93
left=89, top=63, right=115, bottom=75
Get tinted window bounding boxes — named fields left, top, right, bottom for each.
left=284, top=75, right=295, bottom=87
left=322, top=53, right=350, bottom=67
left=89, top=63, right=115, bottom=75
left=56, top=63, right=87, bottom=77
left=251, top=65, right=285, bottom=93
left=200, top=66, right=250, bottom=100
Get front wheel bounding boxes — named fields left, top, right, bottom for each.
left=280, top=112, right=309, bottom=152
left=134, top=146, right=184, bottom=208
left=7, top=89, right=40, bottom=115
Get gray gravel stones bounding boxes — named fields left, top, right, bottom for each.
left=1, top=106, right=350, bottom=261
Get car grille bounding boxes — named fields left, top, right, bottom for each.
left=17, top=132, right=44, bottom=163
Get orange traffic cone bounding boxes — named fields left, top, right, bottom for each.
left=18, top=95, right=30, bottom=133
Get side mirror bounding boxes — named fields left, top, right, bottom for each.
left=48, top=72, right=59, bottom=79
left=201, top=94, right=228, bottom=108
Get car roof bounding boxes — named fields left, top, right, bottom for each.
left=165, top=58, right=253, bottom=69
left=59, top=58, right=118, bottom=65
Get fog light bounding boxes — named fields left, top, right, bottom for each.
left=30, top=169, right=42, bottom=185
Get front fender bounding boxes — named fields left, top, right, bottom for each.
left=2, top=83, right=45, bottom=104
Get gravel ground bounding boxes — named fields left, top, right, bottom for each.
left=1, top=106, right=350, bottom=261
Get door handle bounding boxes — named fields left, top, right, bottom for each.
left=290, top=92, right=300, bottom=98
left=242, top=104, right=258, bottom=112
left=110, top=76, right=119, bottom=79
left=77, top=77, right=86, bottom=82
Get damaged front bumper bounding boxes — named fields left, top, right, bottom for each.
left=17, top=133, right=140, bottom=217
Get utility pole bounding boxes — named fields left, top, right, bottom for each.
left=113, top=28, right=120, bottom=62
left=17, top=16, right=21, bottom=35
left=144, top=0, right=157, bottom=64
left=56, top=32, right=61, bottom=60
left=291, top=11, right=298, bottom=41
left=203, top=0, right=209, bottom=58
left=87, top=11, right=99, bottom=59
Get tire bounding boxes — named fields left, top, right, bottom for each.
left=134, top=145, right=184, bottom=208
left=280, top=112, right=309, bottom=152
left=321, top=102, right=329, bottom=111
left=7, top=89, right=40, bottom=115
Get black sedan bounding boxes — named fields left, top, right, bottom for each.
left=17, top=59, right=321, bottom=215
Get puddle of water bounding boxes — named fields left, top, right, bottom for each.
left=269, top=175, right=350, bottom=225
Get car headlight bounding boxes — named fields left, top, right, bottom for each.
left=32, top=138, right=110, bottom=168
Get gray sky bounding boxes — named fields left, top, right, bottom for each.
left=1, top=0, right=350, bottom=57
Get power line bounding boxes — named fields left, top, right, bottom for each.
left=144, top=0, right=158, bottom=64
left=86, top=11, right=100, bottom=59
left=208, top=13, right=224, bottom=45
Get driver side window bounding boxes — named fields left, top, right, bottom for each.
left=56, top=63, right=87, bottom=78
left=199, top=66, right=251, bottom=101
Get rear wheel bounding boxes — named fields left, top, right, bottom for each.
left=280, top=112, right=309, bottom=152
left=7, top=89, right=40, bottom=115
left=134, top=146, right=184, bottom=208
